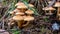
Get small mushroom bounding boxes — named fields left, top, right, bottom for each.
left=54, top=2, right=60, bottom=17
left=12, top=15, right=24, bottom=28
left=23, top=16, right=34, bottom=27
left=15, top=2, right=24, bottom=6
left=25, top=9, right=34, bottom=16
left=16, top=3, right=28, bottom=12
left=28, top=4, right=34, bottom=7
left=42, top=7, right=55, bottom=15
left=9, top=11, right=15, bottom=16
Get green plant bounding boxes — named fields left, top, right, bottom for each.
left=10, top=29, right=21, bottom=34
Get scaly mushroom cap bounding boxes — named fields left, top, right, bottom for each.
left=13, top=16, right=24, bottom=21
left=15, top=12, right=24, bottom=15
left=25, top=10, right=34, bottom=14
left=54, top=2, right=60, bottom=7
left=43, top=7, right=55, bottom=10
left=24, top=16, right=34, bottom=21
left=28, top=4, right=34, bottom=7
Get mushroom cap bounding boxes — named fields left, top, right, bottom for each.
left=13, top=16, right=24, bottom=21
left=43, top=7, right=55, bottom=10
left=16, top=2, right=28, bottom=9
left=58, top=14, right=60, bottom=16
left=15, top=12, right=24, bottom=15
left=15, top=2, right=24, bottom=6
left=54, top=2, right=60, bottom=7
left=13, top=9, right=20, bottom=12
left=24, top=16, right=34, bottom=21
left=28, top=4, right=34, bottom=7
left=42, top=7, right=48, bottom=10
left=25, top=10, right=34, bottom=14
left=17, top=5, right=28, bottom=9
left=9, top=11, right=15, bottom=14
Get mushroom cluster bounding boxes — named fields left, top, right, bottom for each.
left=42, top=7, right=55, bottom=15
left=9, top=2, right=34, bottom=28
left=42, top=1, right=60, bottom=20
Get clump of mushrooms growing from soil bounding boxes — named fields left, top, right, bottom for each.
left=42, top=6, right=55, bottom=15
left=9, top=2, right=34, bottom=28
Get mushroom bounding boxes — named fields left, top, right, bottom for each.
left=12, top=15, right=24, bottom=28
left=16, top=3, right=28, bottom=12
left=15, top=12, right=25, bottom=16
left=15, top=2, right=24, bottom=6
left=42, top=7, right=55, bottom=15
left=9, top=11, right=15, bottom=16
left=25, top=9, right=34, bottom=16
left=23, top=16, right=34, bottom=27
left=9, top=9, right=20, bottom=16
left=28, top=4, right=34, bottom=7
left=54, top=2, right=60, bottom=17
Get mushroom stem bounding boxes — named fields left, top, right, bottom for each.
left=17, top=21, right=23, bottom=28
left=57, top=7, right=60, bottom=17
left=49, top=10, right=52, bottom=15
left=22, top=21, right=30, bottom=27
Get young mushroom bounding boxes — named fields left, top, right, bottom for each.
left=15, top=2, right=24, bottom=6
left=16, top=3, right=28, bottom=12
left=25, top=9, right=34, bottom=16
left=12, top=15, right=24, bottom=28
left=43, top=7, right=55, bottom=15
left=28, top=4, right=34, bottom=7
left=9, top=11, right=15, bottom=16
left=23, top=16, right=34, bottom=27
left=9, top=9, right=20, bottom=16
left=54, top=2, right=60, bottom=17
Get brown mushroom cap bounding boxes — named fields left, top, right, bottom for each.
left=16, top=2, right=28, bottom=9
left=13, top=16, right=24, bottom=21
left=24, top=16, right=34, bottom=21
left=42, top=7, right=55, bottom=10
left=25, top=10, right=34, bottom=14
left=13, top=9, right=20, bottom=12
left=15, top=2, right=24, bottom=6
left=28, top=4, right=34, bottom=7
left=54, top=2, right=60, bottom=7
left=17, top=5, right=28, bottom=9
left=15, top=12, right=24, bottom=15
left=58, top=14, right=60, bottom=16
